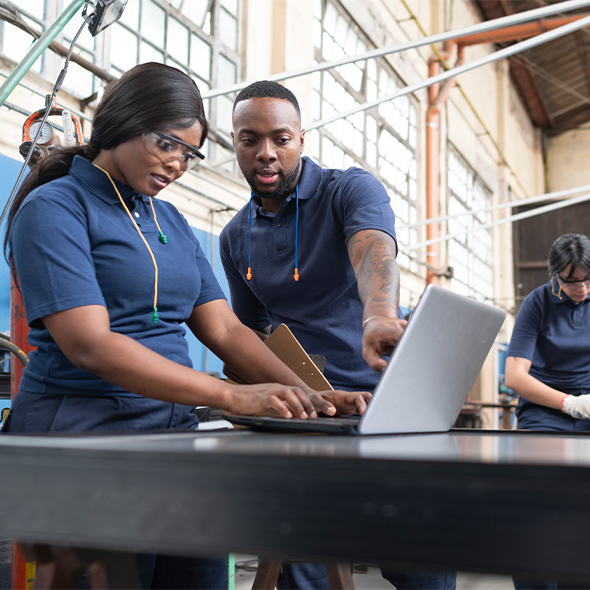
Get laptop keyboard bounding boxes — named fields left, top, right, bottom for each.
left=280, top=416, right=361, bottom=426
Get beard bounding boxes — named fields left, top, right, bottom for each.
left=243, top=160, right=301, bottom=200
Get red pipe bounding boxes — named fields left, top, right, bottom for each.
left=10, top=276, right=36, bottom=590
left=10, top=278, right=33, bottom=402
left=450, top=14, right=589, bottom=50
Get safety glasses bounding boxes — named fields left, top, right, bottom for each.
left=142, top=130, right=205, bottom=170
left=556, top=273, right=590, bottom=288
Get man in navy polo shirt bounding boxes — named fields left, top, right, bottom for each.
left=219, top=81, right=457, bottom=590
left=220, top=80, right=406, bottom=393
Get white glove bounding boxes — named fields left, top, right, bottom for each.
left=562, top=394, right=590, bottom=419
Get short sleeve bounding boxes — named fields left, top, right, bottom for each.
left=335, top=169, right=397, bottom=246
left=507, top=294, right=542, bottom=361
left=10, top=192, right=106, bottom=328
left=219, top=228, right=270, bottom=330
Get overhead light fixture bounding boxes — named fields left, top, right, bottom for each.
left=87, top=0, right=129, bottom=37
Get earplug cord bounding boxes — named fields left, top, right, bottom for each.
left=93, top=164, right=163, bottom=324
left=246, top=185, right=300, bottom=282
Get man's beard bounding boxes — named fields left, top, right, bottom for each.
left=244, top=161, right=301, bottom=200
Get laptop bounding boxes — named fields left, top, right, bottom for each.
left=225, top=285, right=506, bottom=435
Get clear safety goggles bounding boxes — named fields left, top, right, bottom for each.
left=556, top=273, right=590, bottom=288
left=142, top=130, right=205, bottom=170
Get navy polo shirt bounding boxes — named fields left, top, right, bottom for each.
left=10, top=156, right=226, bottom=396
left=219, top=157, right=397, bottom=392
left=508, top=280, right=590, bottom=392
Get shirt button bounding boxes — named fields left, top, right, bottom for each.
left=134, top=212, right=140, bottom=218
left=277, top=222, right=283, bottom=228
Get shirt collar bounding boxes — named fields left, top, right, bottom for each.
left=70, top=155, right=148, bottom=205
left=291, top=156, right=322, bottom=201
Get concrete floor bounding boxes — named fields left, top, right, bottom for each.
left=232, top=557, right=515, bottom=589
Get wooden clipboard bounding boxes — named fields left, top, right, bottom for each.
left=224, top=324, right=333, bottom=392
left=222, top=324, right=333, bottom=421
left=264, top=324, right=333, bottom=392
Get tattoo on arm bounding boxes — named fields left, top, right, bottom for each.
left=348, top=230, right=400, bottom=317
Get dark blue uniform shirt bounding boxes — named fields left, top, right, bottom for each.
left=508, top=280, right=590, bottom=429
left=219, top=157, right=398, bottom=392
left=10, top=156, right=226, bottom=397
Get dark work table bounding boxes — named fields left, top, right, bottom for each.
left=0, top=427, right=589, bottom=582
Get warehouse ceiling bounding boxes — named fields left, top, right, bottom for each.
left=474, top=0, right=590, bottom=136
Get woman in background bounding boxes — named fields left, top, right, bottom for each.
left=506, top=232, right=590, bottom=432
left=506, top=232, right=590, bottom=589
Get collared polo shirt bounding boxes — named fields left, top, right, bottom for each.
left=220, top=157, right=397, bottom=392
left=10, top=155, right=225, bottom=395
left=508, top=280, right=590, bottom=392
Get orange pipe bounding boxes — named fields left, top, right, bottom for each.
left=424, top=14, right=588, bottom=285
left=10, top=278, right=34, bottom=403
left=425, top=49, right=464, bottom=285
left=451, top=14, right=589, bottom=50
left=426, top=58, right=441, bottom=286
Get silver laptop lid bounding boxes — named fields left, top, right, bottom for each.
left=358, top=285, right=506, bottom=435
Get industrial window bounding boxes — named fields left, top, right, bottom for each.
left=109, top=0, right=239, bottom=162
left=0, top=0, right=48, bottom=74
left=447, top=148, right=493, bottom=301
left=0, top=0, right=239, bottom=161
left=311, top=0, right=419, bottom=274
left=1, top=0, right=100, bottom=97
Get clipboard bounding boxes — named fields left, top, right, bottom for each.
left=224, top=324, right=333, bottom=392
left=264, top=324, right=333, bottom=392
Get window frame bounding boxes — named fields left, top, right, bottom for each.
left=311, top=0, right=420, bottom=274
left=446, top=145, right=494, bottom=301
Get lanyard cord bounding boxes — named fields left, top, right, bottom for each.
left=551, top=276, right=563, bottom=300
left=149, top=198, right=168, bottom=244
left=93, top=164, right=161, bottom=324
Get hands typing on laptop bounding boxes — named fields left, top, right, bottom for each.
left=224, top=286, right=505, bottom=436
left=221, top=383, right=370, bottom=421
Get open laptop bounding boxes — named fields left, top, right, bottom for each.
left=225, top=285, right=506, bottom=435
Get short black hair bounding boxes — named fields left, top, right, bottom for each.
left=548, top=233, right=590, bottom=277
left=233, top=80, right=300, bottom=117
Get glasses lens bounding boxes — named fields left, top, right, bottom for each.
left=142, top=131, right=203, bottom=170
left=557, top=274, right=590, bottom=287
left=184, top=152, right=202, bottom=171
left=142, top=131, right=180, bottom=159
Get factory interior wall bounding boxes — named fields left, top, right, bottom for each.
left=546, top=123, right=590, bottom=192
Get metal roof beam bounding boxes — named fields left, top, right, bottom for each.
left=202, top=0, right=590, bottom=99
left=307, top=15, right=590, bottom=132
